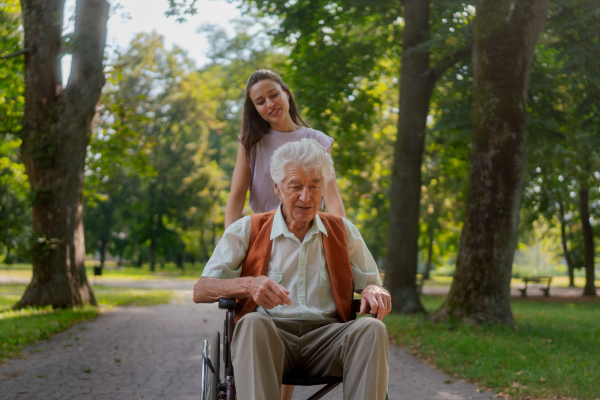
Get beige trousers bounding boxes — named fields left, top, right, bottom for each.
left=231, top=312, right=389, bottom=400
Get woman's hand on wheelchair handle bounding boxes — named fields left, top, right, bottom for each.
left=360, top=285, right=391, bottom=321
left=249, top=276, right=292, bottom=309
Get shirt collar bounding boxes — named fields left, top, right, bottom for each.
left=270, top=204, right=328, bottom=240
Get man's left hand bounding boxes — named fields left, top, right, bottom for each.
left=360, top=285, right=391, bottom=321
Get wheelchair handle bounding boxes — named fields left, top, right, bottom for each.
left=219, top=298, right=236, bottom=310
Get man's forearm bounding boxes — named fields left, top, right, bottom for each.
left=193, top=277, right=254, bottom=303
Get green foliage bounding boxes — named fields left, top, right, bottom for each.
left=0, top=135, right=30, bottom=262
left=0, top=0, right=24, bottom=135
left=233, top=1, right=476, bottom=262
left=386, top=296, right=600, bottom=400
left=523, top=0, right=600, bottom=269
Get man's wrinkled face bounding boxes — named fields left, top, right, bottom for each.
left=275, top=166, right=324, bottom=225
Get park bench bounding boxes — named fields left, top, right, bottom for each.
left=518, top=276, right=553, bottom=297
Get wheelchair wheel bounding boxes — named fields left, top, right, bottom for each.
left=201, top=331, right=220, bottom=400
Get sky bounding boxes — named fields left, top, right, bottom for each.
left=62, top=0, right=242, bottom=82
left=105, top=0, right=242, bottom=66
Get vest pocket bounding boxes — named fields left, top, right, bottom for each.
left=265, top=271, right=283, bottom=313
left=319, top=268, right=335, bottom=311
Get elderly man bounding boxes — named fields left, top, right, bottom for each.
left=193, top=138, right=391, bottom=400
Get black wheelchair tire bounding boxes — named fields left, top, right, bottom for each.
left=207, top=331, right=220, bottom=400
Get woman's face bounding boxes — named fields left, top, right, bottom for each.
left=249, top=79, right=292, bottom=128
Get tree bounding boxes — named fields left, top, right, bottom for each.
left=523, top=0, right=600, bottom=295
left=16, top=0, right=109, bottom=309
left=432, top=0, right=549, bottom=325
left=385, top=1, right=472, bottom=313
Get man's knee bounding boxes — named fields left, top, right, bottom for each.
left=354, top=317, right=387, bottom=333
left=351, top=318, right=389, bottom=344
left=233, top=312, right=279, bottom=344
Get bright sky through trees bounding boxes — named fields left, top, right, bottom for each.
left=61, top=0, right=241, bottom=83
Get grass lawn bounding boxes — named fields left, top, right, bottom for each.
left=0, top=283, right=174, bottom=363
left=384, top=295, right=600, bottom=400
left=0, top=261, right=205, bottom=281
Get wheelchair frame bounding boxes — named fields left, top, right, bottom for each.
left=200, top=298, right=389, bottom=400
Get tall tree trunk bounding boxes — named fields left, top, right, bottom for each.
left=579, top=186, right=597, bottom=297
left=99, top=240, right=107, bottom=270
left=423, top=227, right=434, bottom=280
left=385, top=1, right=471, bottom=314
left=150, top=239, right=156, bottom=272
left=16, top=0, right=109, bottom=309
left=558, top=201, right=575, bottom=287
left=384, top=0, right=430, bottom=314
left=432, top=0, right=549, bottom=325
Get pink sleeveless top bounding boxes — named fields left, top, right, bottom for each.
left=243, top=126, right=334, bottom=213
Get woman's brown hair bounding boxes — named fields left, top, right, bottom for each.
left=240, top=70, right=308, bottom=163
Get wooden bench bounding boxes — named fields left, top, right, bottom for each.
left=518, top=276, right=553, bottom=297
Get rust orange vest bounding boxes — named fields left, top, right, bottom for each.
left=234, top=209, right=354, bottom=323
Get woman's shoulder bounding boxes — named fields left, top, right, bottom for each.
left=299, top=127, right=334, bottom=150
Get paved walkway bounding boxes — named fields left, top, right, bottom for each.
left=0, top=288, right=500, bottom=400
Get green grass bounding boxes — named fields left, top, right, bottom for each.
left=0, top=283, right=174, bottom=363
left=0, top=261, right=205, bottom=281
left=384, top=296, right=600, bottom=400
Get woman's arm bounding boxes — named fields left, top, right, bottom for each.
left=225, top=144, right=251, bottom=228
left=323, top=148, right=346, bottom=217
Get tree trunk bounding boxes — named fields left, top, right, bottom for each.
left=431, top=0, right=549, bottom=326
left=150, top=239, right=156, bottom=272
left=579, top=186, right=597, bottom=297
left=558, top=201, right=575, bottom=287
left=423, top=227, right=434, bottom=280
left=99, top=240, right=107, bottom=270
left=16, top=0, right=109, bottom=309
left=384, top=0, right=431, bottom=314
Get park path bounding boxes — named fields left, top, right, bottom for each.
left=0, top=287, right=501, bottom=400
left=1, top=274, right=593, bottom=298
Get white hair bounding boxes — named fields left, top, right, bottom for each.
left=270, top=138, right=335, bottom=186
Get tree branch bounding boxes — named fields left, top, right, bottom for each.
left=67, top=0, right=109, bottom=98
left=428, top=44, right=472, bottom=83
left=0, top=48, right=30, bottom=60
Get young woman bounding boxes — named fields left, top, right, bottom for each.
left=225, top=69, right=345, bottom=227
left=224, top=70, right=346, bottom=400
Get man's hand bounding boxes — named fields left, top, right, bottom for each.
left=360, top=285, right=391, bottom=321
left=249, top=276, right=292, bottom=310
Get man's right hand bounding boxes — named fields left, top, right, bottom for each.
left=249, top=276, right=292, bottom=310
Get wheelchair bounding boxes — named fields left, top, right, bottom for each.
left=200, top=298, right=389, bottom=400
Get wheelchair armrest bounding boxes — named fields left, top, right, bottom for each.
left=351, top=299, right=375, bottom=316
left=218, top=298, right=236, bottom=310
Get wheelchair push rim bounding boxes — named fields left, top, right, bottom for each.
left=201, top=331, right=220, bottom=400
